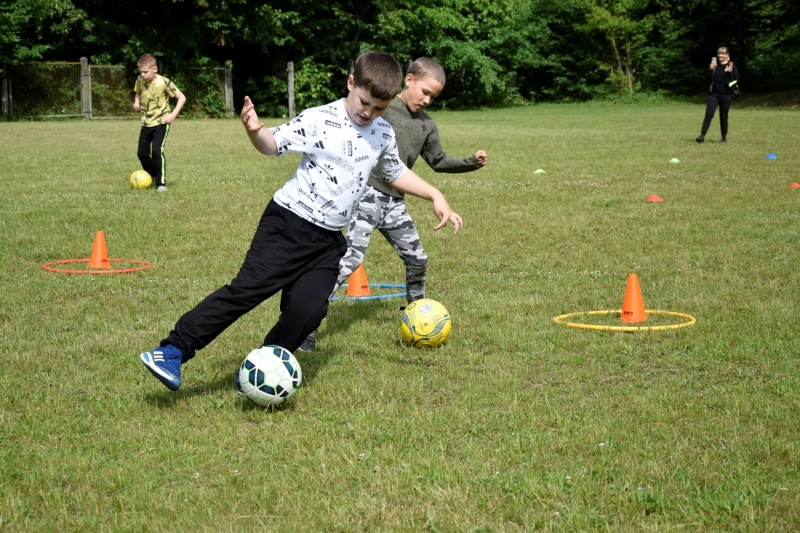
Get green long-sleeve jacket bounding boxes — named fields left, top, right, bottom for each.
left=367, top=96, right=482, bottom=199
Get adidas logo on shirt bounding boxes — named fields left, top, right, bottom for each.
left=313, top=141, right=325, bottom=149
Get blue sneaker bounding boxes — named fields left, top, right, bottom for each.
left=140, top=344, right=183, bottom=391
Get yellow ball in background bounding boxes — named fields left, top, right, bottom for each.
left=400, top=298, right=452, bottom=348
left=130, top=170, right=152, bottom=189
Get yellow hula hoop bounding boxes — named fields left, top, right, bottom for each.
left=553, top=310, right=696, bottom=332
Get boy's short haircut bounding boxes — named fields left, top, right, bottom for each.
left=407, top=57, right=446, bottom=85
left=137, top=54, right=157, bottom=68
left=352, top=51, right=403, bottom=101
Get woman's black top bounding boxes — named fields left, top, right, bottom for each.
left=709, top=62, right=740, bottom=95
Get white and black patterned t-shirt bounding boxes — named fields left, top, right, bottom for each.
left=271, top=99, right=407, bottom=231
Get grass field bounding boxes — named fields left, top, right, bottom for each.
left=1, top=101, right=799, bottom=531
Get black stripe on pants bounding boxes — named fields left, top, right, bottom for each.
left=162, top=201, right=347, bottom=360
left=137, top=124, right=169, bottom=187
left=701, top=93, right=732, bottom=138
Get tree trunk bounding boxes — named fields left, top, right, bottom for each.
left=735, top=0, right=746, bottom=77
left=624, top=36, right=634, bottom=94
left=610, top=32, right=623, bottom=74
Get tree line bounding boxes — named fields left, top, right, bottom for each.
left=2, top=0, right=799, bottom=114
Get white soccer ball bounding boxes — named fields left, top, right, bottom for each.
left=236, top=345, right=302, bottom=406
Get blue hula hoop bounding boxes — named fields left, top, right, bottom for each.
left=331, top=283, right=406, bottom=301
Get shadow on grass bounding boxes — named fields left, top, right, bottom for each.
left=316, top=297, right=445, bottom=368
left=291, top=298, right=401, bottom=385
left=141, top=368, right=234, bottom=407
left=299, top=292, right=422, bottom=380
left=143, top=368, right=301, bottom=413
left=384, top=351, right=442, bottom=366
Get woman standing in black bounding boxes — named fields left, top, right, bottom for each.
left=696, top=47, right=740, bottom=143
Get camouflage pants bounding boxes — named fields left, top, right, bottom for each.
left=333, top=185, right=428, bottom=302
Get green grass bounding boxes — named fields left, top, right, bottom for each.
left=1, top=102, right=799, bottom=531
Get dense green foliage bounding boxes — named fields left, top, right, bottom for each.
left=0, top=0, right=84, bottom=66
left=2, top=0, right=800, bottom=110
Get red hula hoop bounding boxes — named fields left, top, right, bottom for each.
left=41, top=258, right=151, bottom=274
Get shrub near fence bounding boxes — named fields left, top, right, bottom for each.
left=1, top=58, right=233, bottom=119
left=178, top=67, right=231, bottom=118
left=91, top=64, right=136, bottom=118
left=7, top=62, right=83, bottom=118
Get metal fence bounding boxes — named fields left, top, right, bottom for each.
left=1, top=57, right=234, bottom=119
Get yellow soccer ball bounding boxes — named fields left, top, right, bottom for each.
left=130, top=170, right=152, bottom=189
left=400, top=298, right=451, bottom=348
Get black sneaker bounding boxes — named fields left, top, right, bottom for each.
left=720, top=138, right=727, bottom=143
left=297, top=331, right=316, bottom=352
left=696, top=135, right=705, bottom=143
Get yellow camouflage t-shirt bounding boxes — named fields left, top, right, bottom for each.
left=134, top=74, right=179, bottom=127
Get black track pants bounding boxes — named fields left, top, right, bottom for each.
left=162, top=201, right=347, bottom=360
left=137, top=124, right=169, bottom=187
left=701, top=93, right=732, bottom=139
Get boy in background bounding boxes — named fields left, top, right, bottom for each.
left=139, top=51, right=463, bottom=392
left=300, top=57, right=486, bottom=352
left=133, top=53, right=186, bottom=192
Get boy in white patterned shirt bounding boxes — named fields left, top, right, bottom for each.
left=140, top=51, right=462, bottom=392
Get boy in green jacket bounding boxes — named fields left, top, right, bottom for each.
left=300, top=57, right=487, bottom=351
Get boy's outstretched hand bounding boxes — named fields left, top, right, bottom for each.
left=475, top=150, right=488, bottom=166
left=432, top=198, right=463, bottom=235
left=241, top=96, right=264, bottom=133
left=241, top=96, right=278, bottom=156
left=391, top=169, right=464, bottom=234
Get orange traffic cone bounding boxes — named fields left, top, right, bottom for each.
left=621, top=273, right=646, bottom=323
left=346, top=264, right=371, bottom=297
left=790, top=182, right=800, bottom=189
left=646, top=195, right=663, bottom=203
left=88, top=230, right=110, bottom=269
